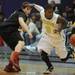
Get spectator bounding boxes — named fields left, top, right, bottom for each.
left=23, top=13, right=40, bottom=45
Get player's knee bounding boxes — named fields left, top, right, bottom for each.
left=18, top=41, right=25, bottom=47
left=41, top=51, right=47, bottom=55
left=15, top=41, right=25, bottom=51
left=41, top=50, right=48, bottom=60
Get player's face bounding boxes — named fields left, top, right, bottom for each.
left=24, top=6, right=32, bottom=15
left=45, top=9, right=53, bottom=19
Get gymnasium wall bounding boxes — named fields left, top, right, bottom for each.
left=0, top=0, right=73, bottom=18
left=1, top=0, right=47, bottom=18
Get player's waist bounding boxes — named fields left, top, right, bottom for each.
left=44, top=31, right=60, bottom=38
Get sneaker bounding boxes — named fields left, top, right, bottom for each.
left=4, top=65, right=19, bottom=72
left=25, top=45, right=36, bottom=52
left=43, top=66, right=54, bottom=74
left=13, top=62, right=21, bottom=72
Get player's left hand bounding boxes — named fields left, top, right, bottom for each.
left=28, top=32, right=33, bottom=39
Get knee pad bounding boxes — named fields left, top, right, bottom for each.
left=15, top=41, right=25, bottom=52
left=19, top=41, right=25, bottom=46
left=18, top=41, right=25, bottom=48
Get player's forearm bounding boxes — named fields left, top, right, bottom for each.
left=22, top=23, right=30, bottom=34
left=33, top=4, right=44, bottom=12
left=19, top=17, right=30, bottom=35
left=62, top=19, right=68, bottom=29
left=57, top=16, right=68, bottom=31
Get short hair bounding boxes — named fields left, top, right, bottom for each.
left=45, top=4, right=53, bottom=10
left=21, top=1, right=31, bottom=9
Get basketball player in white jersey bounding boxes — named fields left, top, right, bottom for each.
left=30, top=4, right=68, bottom=73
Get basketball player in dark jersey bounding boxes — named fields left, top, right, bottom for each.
left=0, top=2, right=33, bottom=72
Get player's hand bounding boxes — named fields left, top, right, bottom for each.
left=28, top=32, right=33, bottom=39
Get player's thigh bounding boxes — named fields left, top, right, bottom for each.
left=37, top=35, right=52, bottom=55
left=55, top=41, right=68, bottom=59
left=1, top=31, right=23, bottom=50
left=10, top=31, right=24, bottom=50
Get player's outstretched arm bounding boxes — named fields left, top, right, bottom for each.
left=18, top=17, right=33, bottom=39
left=57, top=16, right=68, bottom=32
left=30, top=3, right=44, bottom=12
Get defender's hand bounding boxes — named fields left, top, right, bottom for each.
left=28, top=32, right=33, bottom=39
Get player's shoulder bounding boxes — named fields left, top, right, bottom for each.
left=52, top=12, right=60, bottom=20
left=53, top=12, right=60, bottom=17
left=40, top=9, right=45, bottom=19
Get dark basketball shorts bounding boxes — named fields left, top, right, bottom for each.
left=0, top=27, right=23, bottom=50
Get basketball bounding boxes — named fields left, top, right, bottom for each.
left=69, top=34, right=75, bottom=46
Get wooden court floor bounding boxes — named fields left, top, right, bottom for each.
left=0, top=60, right=75, bottom=75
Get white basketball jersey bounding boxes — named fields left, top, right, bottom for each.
left=40, top=10, right=59, bottom=36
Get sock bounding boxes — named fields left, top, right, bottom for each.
left=41, top=50, right=53, bottom=69
left=10, top=51, right=19, bottom=65
left=7, top=51, right=19, bottom=68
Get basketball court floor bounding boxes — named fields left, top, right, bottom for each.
left=0, top=59, right=75, bottom=75
left=0, top=46, right=75, bottom=75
